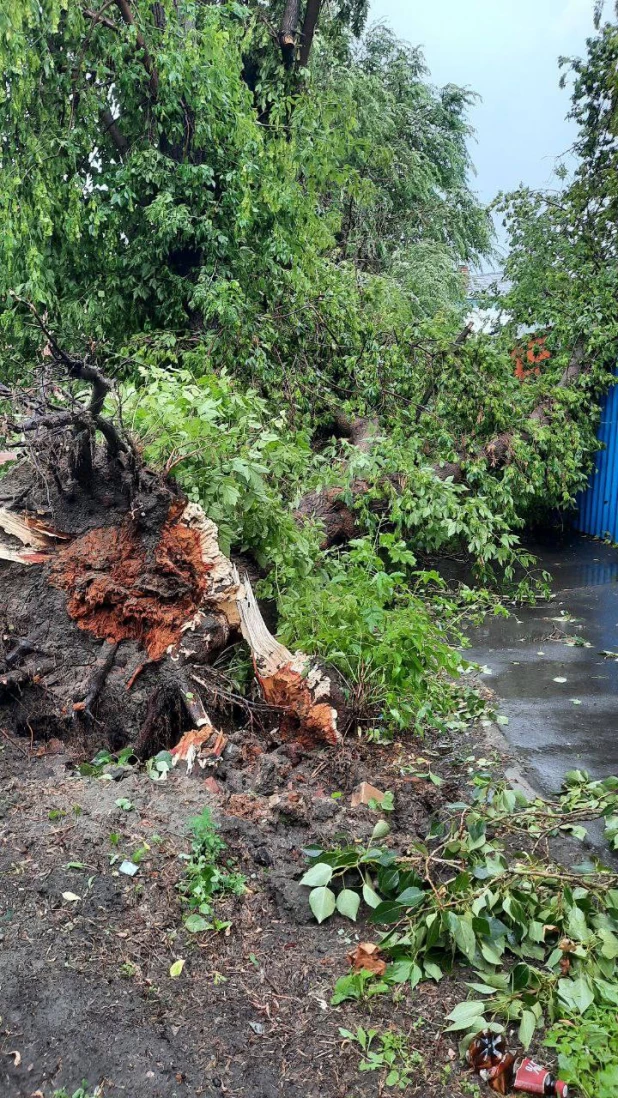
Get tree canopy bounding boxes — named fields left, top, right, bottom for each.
left=2, top=1, right=618, bottom=735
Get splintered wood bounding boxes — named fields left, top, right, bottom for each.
left=1, top=499, right=343, bottom=749
left=236, top=571, right=340, bottom=747
left=0, top=507, right=67, bottom=564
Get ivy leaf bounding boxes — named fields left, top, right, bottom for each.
left=309, top=886, right=336, bottom=924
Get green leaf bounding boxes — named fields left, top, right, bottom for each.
left=519, top=1009, right=536, bottom=1050
left=567, top=904, right=591, bottom=943
left=480, top=940, right=505, bottom=966
left=557, top=974, right=595, bottom=1014
left=452, top=915, right=477, bottom=962
left=309, top=886, right=336, bottom=924
left=185, top=914, right=211, bottom=933
left=369, top=900, right=405, bottom=924
left=385, top=960, right=413, bottom=983
left=169, top=959, right=185, bottom=978
left=446, top=1000, right=489, bottom=1025
left=445, top=1013, right=487, bottom=1033
left=423, top=961, right=443, bottom=982
left=371, top=819, right=391, bottom=841
left=336, top=889, right=360, bottom=921
left=599, top=928, right=618, bottom=959
left=362, top=881, right=382, bottom=909
left=396, top=886, right=425, bottom=908
left=300, top=863, right=333, bottom=887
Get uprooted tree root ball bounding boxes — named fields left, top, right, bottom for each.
left=48, top=502, right=211, bottom=661
left=0, top=350, right=348, bottom=762
left=0, top=454, right=347, bottom=759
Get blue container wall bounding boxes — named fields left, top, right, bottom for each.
left=576, top=382, right=618, bottom=542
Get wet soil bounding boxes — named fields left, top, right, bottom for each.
left=0, top=713, right=510, bottom=1098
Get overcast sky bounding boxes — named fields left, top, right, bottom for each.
left=369, top=0, right=596, bottom=261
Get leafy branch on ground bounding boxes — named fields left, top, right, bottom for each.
left=303, top=771, right=618, bottom=1052
left=544, top=1005, right=618, bottom=1098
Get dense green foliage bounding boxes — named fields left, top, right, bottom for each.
left=2, top=1, right=618, bottom=732
left=545, top=1005, right=618, bottom=1097
left=304, top=769, right=618, bottom=1050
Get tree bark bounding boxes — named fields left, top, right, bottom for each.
left=278, top=0, right=301, bottom=68
left=298, top=0, right=321, bottom=67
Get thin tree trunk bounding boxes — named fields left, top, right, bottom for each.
left=279, top=0, right=301, bottom=68
left=298, top=0, right=321, bottom=67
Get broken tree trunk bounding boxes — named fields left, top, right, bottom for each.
left=278, top=0, right=301, bottom=68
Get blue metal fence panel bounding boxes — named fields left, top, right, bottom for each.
left=576, top=382, right=618, bottom=542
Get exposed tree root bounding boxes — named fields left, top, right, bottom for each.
left=1, top=460, right=348, bottom=758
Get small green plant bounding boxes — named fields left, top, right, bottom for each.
left=544, top=1007, right=618, bottom=1098
left=78, top=746, right=137, bottom=777
left=146, top=750, right=173, bottom=782
left=339, top=1026, right=424, bottom=1090
left=368, top=790, right=395, bottom=812
left=178, top=808, right=246, bottom=930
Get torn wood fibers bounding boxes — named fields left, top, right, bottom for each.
left=0, top=501, right=342, bottom=756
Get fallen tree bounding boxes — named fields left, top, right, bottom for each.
left=296, top=341, right=587, bottom=548
left=0, top=338, right=346, bottom=757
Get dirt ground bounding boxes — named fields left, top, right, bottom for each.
left=0, top=708, right=537, bottom=1098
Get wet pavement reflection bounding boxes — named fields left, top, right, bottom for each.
left=465, top=532, right=618, bottom=794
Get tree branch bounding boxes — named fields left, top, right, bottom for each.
left=112, top=0, right=159, bottom=98
left=298, top=0, right=321, bottom=68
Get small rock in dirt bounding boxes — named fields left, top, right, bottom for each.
left=223, top=742, right=242, bottom=764
left=311, top=796, right=340, bottom=822
left=105, top=765, right=127, bottom=781
left=253, top=844, right=273, bottom=867
left=270, top=875, right=315, bottom=925
left=251, top=752, right=291, bottom=796
left=248, top=1021, right=265, bottom=1035
left=350, top=781, right=384, bottom=808
left=272, top=790, right=307, bottom=825
left=203, top=776, right=222, bottom=796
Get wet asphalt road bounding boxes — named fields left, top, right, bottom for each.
left=465, top=533, right=618, bottom=795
